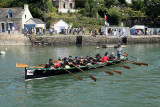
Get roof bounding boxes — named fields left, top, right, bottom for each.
left=0, top=7, right=24, bottom=19
left=131, top=25, right=147, bottom=29
left=26, top=18, right=45, bottom=24
left=50, top=19, right=68, bottom=26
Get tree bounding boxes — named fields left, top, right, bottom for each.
left=144, top=0, right=160, bottom=18
left=132, top=0, right=145, bottom=11
left=104, top=0, right=116, bottom=8
left=107, top=8, right=122, bottom=25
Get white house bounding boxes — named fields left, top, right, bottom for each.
left=25, top=18, right=45, bottom=34
left=50, top=20, right=69, bottom=34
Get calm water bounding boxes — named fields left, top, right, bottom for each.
left=0, top=44, right=160, bottom=107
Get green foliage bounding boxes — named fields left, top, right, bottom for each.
left=107, top=8, right=122, bottom=25
left=144, top=0, right=160, bottom=18
left=132, top=0, right=145, bottom=11
left=104, top=0, right=117, bottom=8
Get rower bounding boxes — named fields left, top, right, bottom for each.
left=109, top=52, right=116, bottom=61
left=44, top=59, right=55, bottom=69
left=101, top=52, right=109, bottom=63
left=61, top=57, right=69, bottom=68
left=54, top=58, right=61, bottom=68
left=94, top=53, right=102, bottom=62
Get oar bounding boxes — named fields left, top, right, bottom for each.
left=62, top=68, right=83, bottom=80
left=128, top=60, right=148, bottom=66
left=82, top=63, right=114, bottom=76
left=122, top=51, right=148, bottom=66
left=71, top=63, right=97, bottom=82
left=124, top=61, right=142, bottom=66
left=123, top=51, right=139, bottom=61
left=16, top=63, right=29, bottom=67
left=94, top=62, right=122, bottom=75
left=16, top=63, right=44, bottom=68
left=108, top=61, right=130, bottom=69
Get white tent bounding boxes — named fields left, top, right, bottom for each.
left=131, top=25, right=147, bottom=29
left=50, top=20, right=69, bottom=34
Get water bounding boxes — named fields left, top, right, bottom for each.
left=0, top=44, right=160, bottom=107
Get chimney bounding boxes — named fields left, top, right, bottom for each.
left=24, top=4, right=28, bottom=10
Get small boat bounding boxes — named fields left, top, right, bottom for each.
left=24, top=57, right=128, bottom=80
left=0, top=51, right=5, bottom=55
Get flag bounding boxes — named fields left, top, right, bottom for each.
left=105, top=15, right=108, bottom=20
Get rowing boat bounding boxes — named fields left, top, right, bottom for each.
left=24, top=57, right=128, bottom=80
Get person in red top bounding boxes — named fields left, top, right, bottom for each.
left=54, top=58, right=61, bottom=68
left=102, top=52, right=109, bottom=63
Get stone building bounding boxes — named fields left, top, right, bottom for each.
left=52, top=0, right=76, bottom=13
left=0, top=4, right=33, bottom=35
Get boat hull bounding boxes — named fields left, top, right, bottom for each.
left=25, top=58, right=127, bottom=80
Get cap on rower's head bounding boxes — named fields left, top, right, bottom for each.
left=64, top=57, right=67, bottom=61
left=96, top=53, right=100, bottom=57
left=58, top=57, right=61, bottom=61
left=75, top=56, right=78, bottom=59
left=49, top=59, right=52, bottom=62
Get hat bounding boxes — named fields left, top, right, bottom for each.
left=58, top=57, right=61, bottom=61
left=111, top=52, right=115, bottom=55
left=49, top=59, right=52, bottom=62
left=75, top=56, right=78, bottom=59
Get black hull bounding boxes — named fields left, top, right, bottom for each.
left=25, top=59, right=125, bottom=80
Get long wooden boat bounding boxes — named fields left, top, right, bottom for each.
left=24, top=57, right=128, bottom=80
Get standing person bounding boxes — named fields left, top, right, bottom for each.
left=39, top=28, right=42, bottom=36
left=117, top=45, right=122, bottom=59
left=101, top=52, right=109, bottom=63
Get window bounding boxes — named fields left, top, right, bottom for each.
left=63, top=3, right=66, bottom=8
left=8, top=10, right=12, bottom=18
left=70, top=3, right=72, bottom=9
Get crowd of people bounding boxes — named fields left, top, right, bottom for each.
left=44, top=45, right=124, bottom=69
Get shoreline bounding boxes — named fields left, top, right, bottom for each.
left=0, top=35, right=160, bottom=46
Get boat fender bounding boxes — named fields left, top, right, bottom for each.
left=65, top=65, right=70, bottom=68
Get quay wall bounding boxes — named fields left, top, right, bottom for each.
left=0, top=35, right=31, bottom=45
left=0, top=35, right=160, bottom=45
left=33, top=35, right=160, bottom=45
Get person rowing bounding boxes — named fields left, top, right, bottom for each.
left=101, top=52, right=110, bottom=63
left=94, top=53, right=102, bottom=62
left=109, top=52, right=116, bottom=61
left=54, top=58, right=62, bottom=68
left=44, top=59, right=55, bottom=69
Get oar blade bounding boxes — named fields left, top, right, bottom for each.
left=89, top=75, right=97, bottom=82
left=114, top=70, right=122, bottom=75
left=132, top=62, right=142, bottom=66
left=16, top=63, right=29, bottom=67
left=104, top=71, right=114, bottom=75
left=39, top=64, right=46, bottom=67
left=141, top=63, right=148, bottom=66
left=122, top=65, right=130, bottom=69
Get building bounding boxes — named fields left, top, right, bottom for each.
left=25, top=18, right=46, bottom=35
left=50, top=20, right=69, bottom=34
left=0, top=4, right=45, bottom=35
left=52, top=0, right=76, bottom=13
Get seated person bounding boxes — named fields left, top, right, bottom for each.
left=101, top=52, right=109, bottom=63
left=94, top=53, right=102, bottom=62
left=109, top=52, right=116, bottom=61
left=54, top=58, right=62, bottom=68
left=61, top=57, right=69, bottom=68
left=44, top=59, right=55, bottom=69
